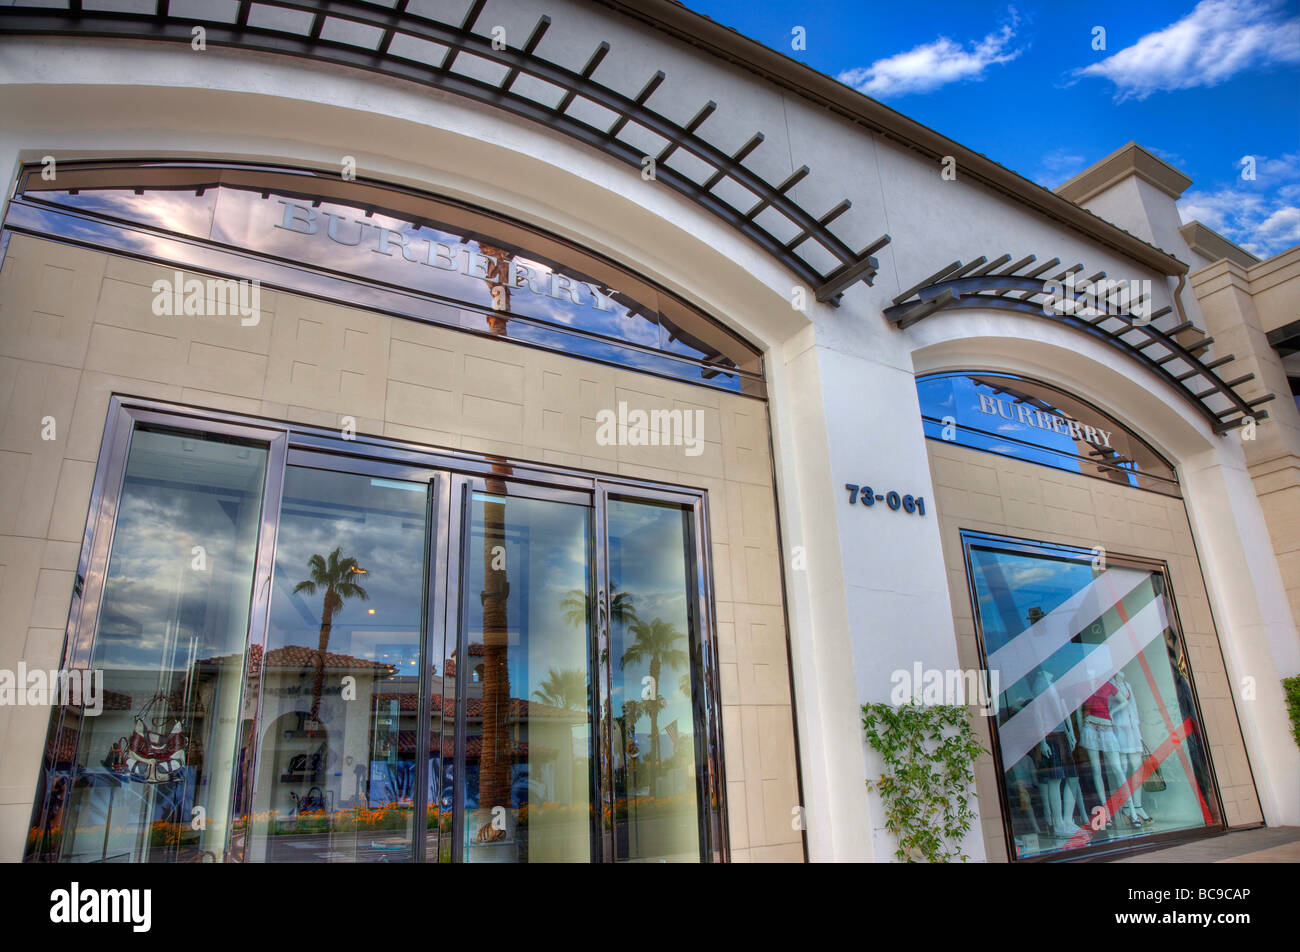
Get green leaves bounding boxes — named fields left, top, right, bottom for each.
left=532, top=666, right=588, bottom=711
left=861, top=700, right=985, bottom=863
left=620, top=617, right=687, bottom=671
left=296, top=546, right=370, bottom=611
left=1283, top=675, right=1300, bottom=751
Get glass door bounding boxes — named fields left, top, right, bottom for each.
left=30, top=399, right=727, bottom=864
left=444, top=475, right=596, bottom=863
left=36, top=411, right=285, bottom=864
left=605, top=498, right=701, bottom=862
left=598, top=489, right=722, bottom=863
left=245, top=459, right=438, bottom=863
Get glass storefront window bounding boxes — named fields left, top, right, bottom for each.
left=917, top=372, right=1181, bottom=497
left=248, top=468, right=429, bottom=863
left=28, top=402, right=726, bottom=863
left=10, top=162, right=766, bottom=395
left=607, top=498, right=703, bottom=863
left=964, top=532, right=1221, bottom=860
left=454, top=490, right=593, bottom=863
left=44, top=427, right=267, bottom=862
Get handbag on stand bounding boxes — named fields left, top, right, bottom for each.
left=104, top=694, right=188, bottom=784
left=1142, top=742, right=1167, bottom=793
left=291, top=785, right=328, bottom=815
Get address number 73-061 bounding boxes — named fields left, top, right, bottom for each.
left=844, top=483, right=926, bottom=515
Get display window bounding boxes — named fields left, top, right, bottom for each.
left=962, top=532, right=1223, bottom=860
left=26, top=399, right=727, bottom=863
left=41, top=425, right=272, bottom=863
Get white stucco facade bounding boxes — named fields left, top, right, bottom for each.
left=0, top=0, right=1295, bottom=863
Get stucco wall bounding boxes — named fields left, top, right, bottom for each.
left=1191, top=250, right=1300, bottom=640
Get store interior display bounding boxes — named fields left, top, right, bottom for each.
left=967, top=535, right=1221, bottom=859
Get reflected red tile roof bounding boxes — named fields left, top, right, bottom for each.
left=102, top=690, right=131, bottom=711
left=374, top=693, right=582, bottom=720
left=202, top=644, right=397, bottom=676
left=46, top=726, right=78, bottom=764
left=396, top=730, right=557, bottom=760
left=262, top=644, right=396, bottom=675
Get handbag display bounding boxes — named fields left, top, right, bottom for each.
left=1142, top=742, right=1167, bottom=793
left=103, top=694, right=188, bottom=784
left=281, top=742, right=329, bottom=782
left=291, top=785, right=328, bottom=815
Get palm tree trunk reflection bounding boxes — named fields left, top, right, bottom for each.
left=476, top=244, right=513, bottom=845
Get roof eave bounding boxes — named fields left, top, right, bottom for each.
left=598, top=0, right=1188, bottom=277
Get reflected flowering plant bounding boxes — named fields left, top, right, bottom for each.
left=247, top=802, right=413, bottom=835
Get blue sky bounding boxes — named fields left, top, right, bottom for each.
left=685, top=0, right=1300, bottom=258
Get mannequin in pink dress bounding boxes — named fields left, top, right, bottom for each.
left=1079, top=675, right=1129, bottom=829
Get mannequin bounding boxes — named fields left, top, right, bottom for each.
left=1109, top=671, right=1153, bottom=825
left=1006, top=692, right=1042, bottom=835
left=1079, top=675, right=1130, bottom=830
left=1010, top=754, right=1042, bottom=835
left=1030, top=671, right=1078, bottom=838
left=1065, top=717, right=1088, bottom=828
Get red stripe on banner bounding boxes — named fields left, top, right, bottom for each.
left=1133, top=653, right=1212, bottom=825
left=1108, top=591, right=1213, bottom=825
left=1059, top=716, right=1198, bottom=852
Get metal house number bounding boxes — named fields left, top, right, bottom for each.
left=844, top=483, right=926, bottom=515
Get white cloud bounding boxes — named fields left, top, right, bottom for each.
left=1254, top=205, right=1300, bottom=249
left=1076, top=0, right=1300, bottom=101
left=1178, top=153, right=1300, bottom=257
left=1032, top=148, right=1088, bottom=188
left=838, top=12, right=1021, bottom=99
left=1146, top=146, right=1187, bottom=168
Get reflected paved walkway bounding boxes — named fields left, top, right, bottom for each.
left=1113, top=825, right=1300, bottom=862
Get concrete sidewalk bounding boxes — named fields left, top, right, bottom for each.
left=1113, top=826, right=1300, bottom=863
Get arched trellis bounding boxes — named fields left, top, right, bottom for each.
left=885, top=254, right=1274, bottom=433
left=0, top=0, right=890, bottom=305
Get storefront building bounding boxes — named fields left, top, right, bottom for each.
left=0, top=0, right=1296, bottom=863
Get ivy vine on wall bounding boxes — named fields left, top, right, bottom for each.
left=860, top=701, right=986, bottom=863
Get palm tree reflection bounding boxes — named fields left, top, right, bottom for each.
left=293, top=547, right=369, bottom=719
left=620, top=618, right=687, bottom=795
left=532, top=668, right=587, bottom=712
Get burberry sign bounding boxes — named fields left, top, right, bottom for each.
left=976, top=392, right=1115, bottom=448
left=274, top=199, right=618, bottom=313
